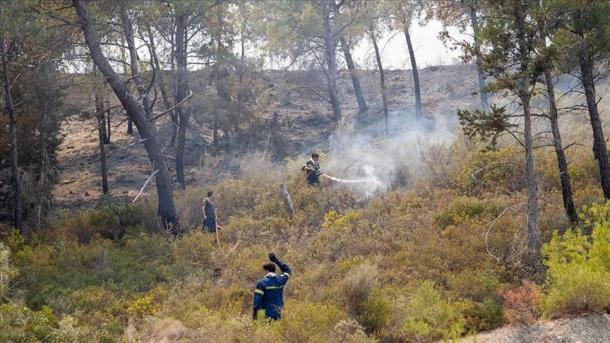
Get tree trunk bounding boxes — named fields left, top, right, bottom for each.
left=522, top=93, right=540, bottom=254
left=544, top=69, right=577, bottom=223
left=579, top=38, right=610, bottom=199
left=94, top=67, right=109, bottom=195
left=340, top=37, right=367, bottom=114
left=174, top=13, right=189, bottom=188
left=1, top=40, right=25, bottom=235
left=119, top=1, right=151, bottom=119
left=470, top=7, right=489, bottom=110
left=239, top=29, right=245, bottom=83
left=370, top=31, right=389, bottom=135
left=145, top=24, right=176, bottom=147
left=119, top=36, right=134, bottom=135
left=213, top=111, right=219, bottom=147
left=104, top=103, right=111, bottom=144
left=74, top=0, right=179, bottom=232
left=168, top=30, right=178, bottom=148
left=97, top=111, right=109, bottom=194
left=404, top=29, right=423, bottom=120
left=322, top=3, right=341, bottom=123
left=36, top=109, right=49, bottom=228
left=516, top=4, right=540, bottom=256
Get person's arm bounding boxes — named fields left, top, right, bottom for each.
left=252, top=282, right=265, bottom=320
left=202, top=199, right=207, bottom=220
left=269, top=253, right=291, bottom=284
left=303, top=161, right=314, bottom=171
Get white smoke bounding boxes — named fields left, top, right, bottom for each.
left=320, top=110, right=458, bottom=198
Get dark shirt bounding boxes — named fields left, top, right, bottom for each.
left=303, top=159, right=321, bottom=184
left=203, top=198, right=216, bottom=219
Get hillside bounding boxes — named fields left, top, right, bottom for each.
left=52, top=65, right=482, bottom=208
left=0, top=63, right=601, bottom=343
left=5, top=1, right=610, bottom=342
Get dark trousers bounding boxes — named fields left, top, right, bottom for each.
left=203, top=217, right=216, bottom=233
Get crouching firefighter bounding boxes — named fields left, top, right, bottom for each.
left=253, top=253, right=291, bottom=320
left=302, top=152, right=322, bottom=185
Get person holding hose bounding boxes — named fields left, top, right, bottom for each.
left=302, top=152, right=322, bottom=185
left=253, top=253, right=291, bottom=320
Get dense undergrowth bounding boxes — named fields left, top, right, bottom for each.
left=1, top=143, right=609, bottom=342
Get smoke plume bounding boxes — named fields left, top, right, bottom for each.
left=320, top=110, right=458, bottom=198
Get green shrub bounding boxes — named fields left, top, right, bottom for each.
left=0, top=303, right=60, bottom=342
left=447, top=269, right=505, bottom=331
left=434, top=196, right=498, bottom=229
left=462, top=298, right=504, bottom=332
left=127, top=286, right=168, bottom=319
left=455, top=147, right=523, bottom=194
left=401, top=280, right=465, bottom=341
left=342, top=263, right=375, bottom=314
left=276, top=301, right=347, bottom=343
left=44, top=201, right=158, bottom=244
left=1, top=242, right=18, bottom=299
left=331, top=319, right=378, bottom=343
left=67, top=286, right=129, bottom=329
left=170, top=231, right=214, bottom=277
left=541, top=204, right=610, bottom=318
left=358, top=291, right=391, bottom=334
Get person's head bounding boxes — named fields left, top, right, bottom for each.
left=207, top=190, right=214, bottom=199
left=263, top=263, right=276, bottom=274
left=311, top=152, right=320, bottom=162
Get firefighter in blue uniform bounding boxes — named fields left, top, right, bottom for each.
left=253, top=253, right=291, bottom=320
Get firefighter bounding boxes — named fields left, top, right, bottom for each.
left=302, top=152, right=322, bottom=185
left=253, top=253, right=291, bottom=320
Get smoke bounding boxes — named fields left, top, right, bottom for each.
left=319, top=110, right=458, bottom=198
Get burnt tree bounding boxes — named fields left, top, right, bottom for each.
left=369, top=28, right=389, bottom=135
left=340, top=36, right=368, bottom=114
left=73, top=0, right=179, bottom=231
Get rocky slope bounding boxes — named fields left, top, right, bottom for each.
left=463, top=314, right=610, bottom=343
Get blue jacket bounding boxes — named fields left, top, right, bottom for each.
left=253, top=260, right=291, bottom=320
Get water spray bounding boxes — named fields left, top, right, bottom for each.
left=321, top=164, right=385, bottom=197
left=322, top=174, right=380, bottom=186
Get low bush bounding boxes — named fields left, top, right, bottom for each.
left=1, top=242, right=18, bottom=298
left=400, top=280, right=466, bottom=342
left=0, top=303, right=59, bottom=342
left=276, top=301, right=347, bottom=343
left=501, top=280, right=540, bottom=324
left=454, top=147, right=523, bottom=195
left=340, top=264, right=390, bottom=333
left=332, top=319, right=377, bottom=343
left=434, top=196, right=498, bottom=229
left=541, top=203, right=610, bottom=318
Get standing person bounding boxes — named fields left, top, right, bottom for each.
left=302, top=152, right=322, bottom=185
left=202, top=190, right=220, bottom=233
left=253, top=253, right=291, bottom=320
